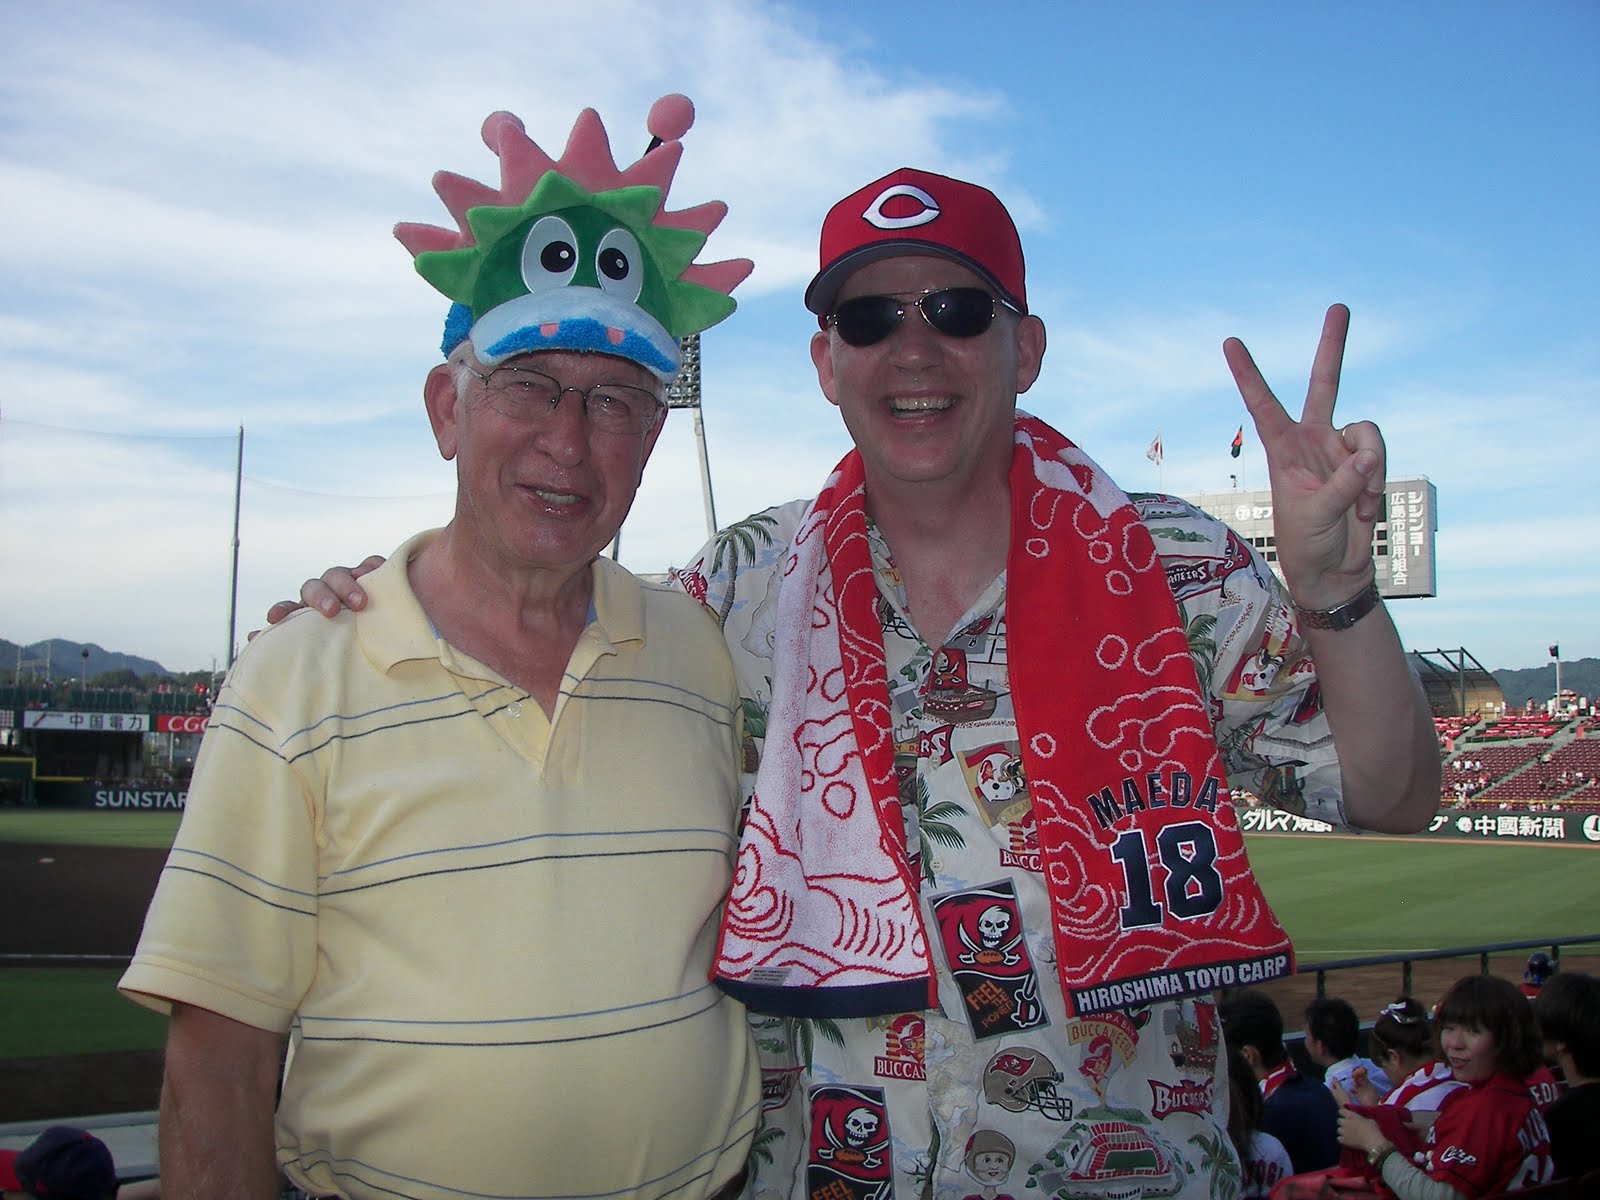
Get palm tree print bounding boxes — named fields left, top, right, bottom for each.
left=782, top=1013, right=848, bottom=1071
left=1194, top=1129, right=1241, bottom=1200
left=746, top=1121, right=784, bottom=1176
left=918, top=797, right=969, bottom=884
left=709, top=511, right=779, bottom=627
left=1183, top=606, right=1218, bottom=697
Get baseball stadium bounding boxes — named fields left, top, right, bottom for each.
left=3, top=489, right=1598, bottom=1191
left=4, top=663, right=1599, bottom=1181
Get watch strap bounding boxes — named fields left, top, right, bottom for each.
left=1295, top=579, right=1381, bottom=632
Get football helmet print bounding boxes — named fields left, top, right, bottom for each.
left=982, top=1047, right=1074, bottom=1120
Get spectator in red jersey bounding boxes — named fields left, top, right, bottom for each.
left=1336, top=997, right=1466, bottom=1118
left=1533, top=971, right=1600, bottom=1180
left=1339, top=974, right=1552, bottom=1197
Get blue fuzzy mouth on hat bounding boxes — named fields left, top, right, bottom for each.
left=449, top=288, right=680, bottom=379
left=399, top=97, right=751, bottom=383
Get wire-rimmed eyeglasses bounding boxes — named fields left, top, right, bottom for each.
left=461, top=364, right=665, bottom=435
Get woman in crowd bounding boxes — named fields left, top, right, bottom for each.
left=1336, top=997, right=1466, bottom=1117
left=1226, top=1047, right=1294, bottom=1199
left=1338, top=975, right=1552, bottom=1198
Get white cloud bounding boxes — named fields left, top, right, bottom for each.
left=0, top=0, right=1027, bottom=669
left=4, top=0, right=1596, bottom=674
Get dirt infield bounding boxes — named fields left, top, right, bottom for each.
left=4, top=840, right=168, bottom=1121
left=3, top=1051, right=165, bottom=1123
left=5, top=841, right=168, bottom=959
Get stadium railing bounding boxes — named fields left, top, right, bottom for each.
left=1, top=686, right=209, bottom=715
left=1289, top=933, right=1600, bottom=1001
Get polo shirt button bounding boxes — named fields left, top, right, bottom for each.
left=507, top=702, right=522, bottom=717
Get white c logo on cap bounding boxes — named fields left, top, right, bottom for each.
left=863, top=184, right=941, bottom=230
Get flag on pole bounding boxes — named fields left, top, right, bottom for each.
left=1230, top=426, right=1244, bottom=458
left=1549, top=644, right=1560, bottom=659
left=1146, top=435, right=1163, bottom=466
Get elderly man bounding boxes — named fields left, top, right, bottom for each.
left=285, top=166, right=1440, bottom=1196
left=121, top=98, right=759, bottom=1200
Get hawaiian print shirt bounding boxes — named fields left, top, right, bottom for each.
left=677, top=493, right=1346, bottom=1200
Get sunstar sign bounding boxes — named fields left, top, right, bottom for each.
left=93, top=788, right=187, bottom=809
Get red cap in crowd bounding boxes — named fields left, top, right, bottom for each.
left=805, top=167, right=1027, bottom=324
left=5, top=1126, right=117, bottom=1200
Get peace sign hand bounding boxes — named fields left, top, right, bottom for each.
left=1223, top=304, right=1384, bottom=611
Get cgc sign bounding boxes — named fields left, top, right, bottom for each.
left=156, top=714, right=210, bottom=734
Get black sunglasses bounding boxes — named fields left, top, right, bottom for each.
left=827, top=287, right=1006, bottom=347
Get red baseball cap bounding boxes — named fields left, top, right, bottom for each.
left=805, top=167, right=1027, bottom=325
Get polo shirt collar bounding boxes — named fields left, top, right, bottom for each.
left=357, top=531, right=649, bottom=675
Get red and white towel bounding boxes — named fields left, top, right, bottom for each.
left=712, top=415, right=1294, bottom=1018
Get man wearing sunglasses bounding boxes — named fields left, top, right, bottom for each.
left=277, top=165, right=1440, bottom=1196
left=680, top=166, right=1439, bottom=1197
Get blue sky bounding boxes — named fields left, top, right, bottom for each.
left=2, top=0, right=1595, bottom=675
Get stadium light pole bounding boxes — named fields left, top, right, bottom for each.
left=608, top=333, right=718, bottom=562
left=666, top=333, right=718, bottom=542
left=608, top=122, right=719, bottom=562
left=225, top=426, right=244, bottom=670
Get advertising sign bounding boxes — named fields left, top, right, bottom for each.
left=1239, top=806, right=1600, bottom=846
left=1382, top=479, right=1438, bottom=599
left=23, top=710, right=150, bottom=733
left=155, top=713, right=210, bottom=734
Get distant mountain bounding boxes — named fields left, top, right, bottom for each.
left=1490, top=657, right=1599, bottom=710
left=1, top=637, right=174, bottom=682
left=3, top=635, right=1594, bottom=709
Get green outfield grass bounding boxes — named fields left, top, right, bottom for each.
left=3, top=810, right=181, bottom=1060
left=0, top=968, right=166, bottom=1057
left=1245, top=834, right=1600, bottom=961
left=0, top=808, right=182, bottom=848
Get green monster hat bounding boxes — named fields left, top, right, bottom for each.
left=395, top=95, right=751, bottom=382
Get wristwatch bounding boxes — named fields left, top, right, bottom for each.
left=1367, top=1140, right=1396, bottom=1169
left=1295, top=579, right=1382, bottom=631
